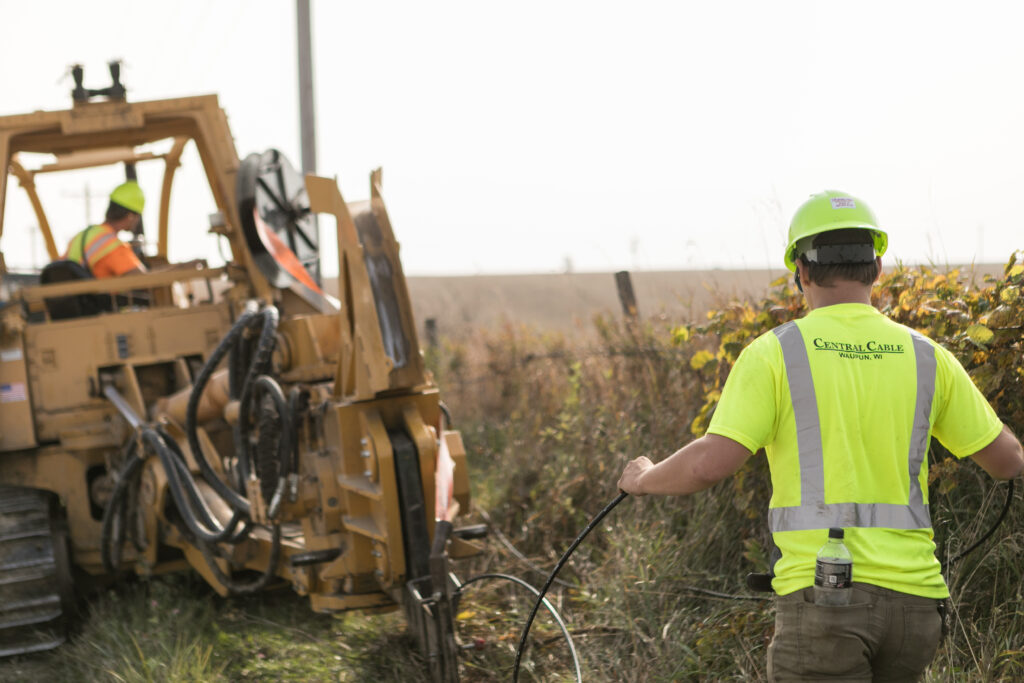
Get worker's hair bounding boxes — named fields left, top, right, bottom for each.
left=105, top=201, right=135, bottom=223
left=798, top=228, right=880, bottom=287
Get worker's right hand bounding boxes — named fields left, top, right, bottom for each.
left=617, top=456, right=653, bottom=496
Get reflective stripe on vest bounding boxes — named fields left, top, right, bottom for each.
left=67, top=225, right=121, bottom=270
left=768, top=321, right=936, bottom=533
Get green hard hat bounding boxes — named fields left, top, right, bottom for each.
left=110, top=180, right=145, bottom=214
left=784, top=190, right=887, bottom=272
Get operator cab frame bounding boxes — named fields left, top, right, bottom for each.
left=0, top=62, right=274, bottom=322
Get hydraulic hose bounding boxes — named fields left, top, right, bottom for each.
left=145, top=427, right=281, bottom=593
left=157, top=427, right=250, bottom=543
left=251, top=374, right=294, bottom=508
left=196, top=522, right=283, bottom=595
left=186, top=304, right=259, bottom=514
left=145, top=429, right=249, bottom=544
left=235, top=307, right=280, bottom=486
left=513, top=491, right=629, bottom=682
left=100, top=439, right=144, bottom=575
left=288, top=387, right=305, bottom=475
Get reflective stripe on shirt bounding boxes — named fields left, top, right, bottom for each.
left=67, top=224, right=122, bottom=270
left=83, top=230, right=119, bottom=263
left=768, top=321, right=936, bottom=532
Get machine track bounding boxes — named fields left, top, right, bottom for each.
left=0, top=487, right=73, bottom=657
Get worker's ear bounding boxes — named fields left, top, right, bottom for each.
left=872, top=256, right=882, bottom=284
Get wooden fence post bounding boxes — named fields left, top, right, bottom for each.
left=615, top=271, right=639, bottom=321
left=424, top=317, right=438, bottom=351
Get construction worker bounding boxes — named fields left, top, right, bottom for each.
left=63, top=180, right=147, bottom=278
left=617, top=190, right=1023, bottom=681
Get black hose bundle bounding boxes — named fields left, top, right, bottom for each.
left=102, top=302, right=290, bottom=593
left=185, top=303, right=260, bottom=514
left=251, top=374, right=293, bottom=509
left=234, top=307, right=282, bottom=486
left=100, top=438, right=145, bottom=575
left=141, top=429, right=240, bottom=543
left=107, top=427, right=281, bottom=594
left=184, top=303, right=295, bottom=515
left=153, top=426, right=248, bottom=543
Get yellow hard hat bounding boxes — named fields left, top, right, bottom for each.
left=110, top=180, right=145, bottom=214
left=784, top=190, right=887, bottom=272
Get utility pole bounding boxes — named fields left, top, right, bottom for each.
left=296, top=0, right=317, bottom=175
left=61, top=181, right=106, bottom=227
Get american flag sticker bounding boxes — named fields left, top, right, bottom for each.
left=831, top=198, right=856, bottom=209
left=0, top=382, right=27, bottom=403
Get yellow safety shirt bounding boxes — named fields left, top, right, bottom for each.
left=707, top=303, right=1002, bottom=598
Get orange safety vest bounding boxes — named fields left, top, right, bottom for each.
left=64, top=224, right=142, bottom=278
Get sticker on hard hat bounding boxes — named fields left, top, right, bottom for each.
left=831, top=198, right=856, bottom=209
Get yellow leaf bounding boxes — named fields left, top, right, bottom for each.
left=1000, top=286, right=1020, bottom=303
left=456, top=611, right=475, bottom=621
left=966, top=324, right=994, bottom=346
left=1009, top=264, right=1024, bottom=277
left=690, top=350, right=715, bottom=370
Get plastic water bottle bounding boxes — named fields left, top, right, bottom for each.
left=814, top=527, right=853, bottom=606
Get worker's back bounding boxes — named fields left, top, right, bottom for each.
left=709, top=300, right=1002, bottom=598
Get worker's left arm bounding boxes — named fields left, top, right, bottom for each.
left=617, top=434, right=752, bottom=496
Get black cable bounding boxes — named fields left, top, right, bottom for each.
left=513, top=491, right=628, bottom=682
left=946, top=478, right=1016, bottom=566
left=458, top=573, right=581, bottom=683
left=476, top=507, right=576, bottom=590
left=186, top=304, right=259, bottom=513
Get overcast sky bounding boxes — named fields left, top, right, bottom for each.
left=3, top=1, right=1023, bottom=275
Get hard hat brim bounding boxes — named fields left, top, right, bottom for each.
left=784, top=222, right=888, bottom=272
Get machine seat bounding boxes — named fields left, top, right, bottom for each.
left=38, top=260, right=113, bottom=320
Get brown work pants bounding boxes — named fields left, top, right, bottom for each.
left=767, top=583, right=943, bottom=682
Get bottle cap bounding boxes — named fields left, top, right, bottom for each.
left=828, top=527, right=844, bottom=539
